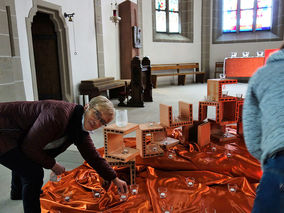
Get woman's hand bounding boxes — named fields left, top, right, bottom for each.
left=51, top=162, right=65, bottom=175
left=112, top=177, right=128, bottom=194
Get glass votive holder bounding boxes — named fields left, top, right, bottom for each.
left=149, top=122, right=157, bottom=126
left=120, top=193, right=128, bottom=201
left=225, top=150, right=232, bottom=158
left=63, top=191, right=73, bottom=202
left=230, top=52, right=237, bottom=58
left=152, top=144, right=158, bottom=152
left=115, top=109, right=128, bottom=127
left=92, top=189, right=102, bottom=198
left=121, top=147, right=129, bottom=154
left=209, top=143, right=217, bottom=152
left=130, top=184, right=139, bottom=195
left=236, top=93, right=243, bottom=99
left=222, top=90, right=228, bottom=97
left=204, top=208, right=217, bottom=213
left=185, top=177, right=195, bottom=188
left=204, top=96, right=213, bottom=102
left=256, top=51, right=264, bottom=57
left=161, top=205, right=174, bottom=213
left=242, top=51, right=249, bottom=57
left=50, top=172, right=61, bottom=182
left=227, top=183, right=238, bottom=193
left=158, top=187, right=168, bottom=199
left=219, top=73, right=226, bottom=79
left=168, top=151, right=176, bottom=159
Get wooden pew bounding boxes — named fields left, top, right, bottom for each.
left=151, top=63, right=205, bottom=88
left=79, top=77, right=130, bottom=100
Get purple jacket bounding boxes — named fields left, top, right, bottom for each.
left=0, top=100, right=116, bottom=181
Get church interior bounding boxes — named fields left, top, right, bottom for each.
left=0, top=0, right=283, bottom=212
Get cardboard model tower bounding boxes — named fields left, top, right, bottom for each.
left=198, top=79, right=244, bottom=143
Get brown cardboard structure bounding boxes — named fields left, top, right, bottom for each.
left=199, top=79, right=243, bottom=143
left=136, top=122, right=165, bottom=158
left=160, top=101, right=193, bottom=128
left=104, top=123, right=139, bottom=162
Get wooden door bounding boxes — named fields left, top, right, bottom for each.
left=32, top=12, right=62, bottom=100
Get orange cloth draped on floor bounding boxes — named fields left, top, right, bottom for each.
left=40, top=136, right=262, bottom=213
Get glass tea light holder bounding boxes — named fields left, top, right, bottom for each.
left=204, top=96, right=213, bottom=102
left=148, top=144, right=158, bottom=153
left=50, top=171, right=61, bottom=182
left=256, top=51, right=264, bottom=57
left=63, top=191, right=73, bottom=202
left=185, top=177, right=195, bottom=188
left=209, top=143, right=217, bottom=152
left=115, top=109, right=128, bottom=127
left=204, top=208, right=217, bottom=213
left=227, top=183, right=238, bottom=193
left=225, top=150, right=232, bottom=158
left=161, top=205, right=174, bottom=213
left=219, top=73, right=226, bottom=80
left=242, top=51, right=250, bottom=57
left=130, top=184, right=139, bottom=195
left=167, top=151, right=176, bottom=159
left=120, top=192, right=128, bottom=201
left=222, top=90, right=229, bottom=97
left=236, top=93, right=243, bottom=99
left=230, top=52, right=237, bottom=58
left=121, top=143, right=129, bottom=154
left=158, top=187, right=168, bottom=199
left=92, top=188, right=102, bottom=198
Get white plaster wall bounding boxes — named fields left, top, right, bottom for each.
left=15, top=0, right=98, bottom=101
left=101, top=0, right=137, bottom=80
left=142, top=0, right=202, bottom=64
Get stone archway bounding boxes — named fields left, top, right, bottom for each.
left=26, top=0, right=73, bottom=102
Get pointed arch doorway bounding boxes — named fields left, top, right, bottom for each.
left=32, top=12, right=62, bottom=100
left=26, top=0, right=73, bottom=102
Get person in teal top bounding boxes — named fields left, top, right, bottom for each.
left=243, top=43, right=284, bottom=213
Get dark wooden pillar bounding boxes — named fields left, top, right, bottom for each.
left=119, top=0, right=140, bottom=79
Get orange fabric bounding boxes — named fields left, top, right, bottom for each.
left=225, top=57, right=265, bottom=77
left=41, top=137, right=262, bottom=213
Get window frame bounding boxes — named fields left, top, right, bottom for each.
left=152, top=0, right=194, bottom=43
left=155, top=0, right=181, bottom=34
left=212, top=0, right=284, bottom=44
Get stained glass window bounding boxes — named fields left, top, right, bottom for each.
left=169, top=12, right=179, bottom=32
left=169, top=0, right=179, bottom=12
left=222, top=0, right=272, bottom=33
left=156, top=11, right=167, bottom=32
left=223, top=11, right=237, bottom=33
left=240, top=10, right=253, bottom=31
left=223, top=0, right=237, bottom=10
left=155, top=0, right=180, bottom=33
left=240, top=0, right=254, bottom=9
left=156, top=0, right=166, bottom=10
left=256, top=8, right=272, bottom=30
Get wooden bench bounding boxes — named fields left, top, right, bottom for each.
left=151, top=63, right=205, bottom=88
left=79, top=77, right=130, bottom=100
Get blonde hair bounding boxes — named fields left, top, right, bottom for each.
left=89, top=96, right=114, bottom=122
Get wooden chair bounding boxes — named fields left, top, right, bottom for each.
left=214, top=62, right=224, bottom=78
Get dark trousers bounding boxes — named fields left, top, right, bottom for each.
left=252, top=155, right=284, bottom=213
left=0, top=147, right=44, bottom=213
